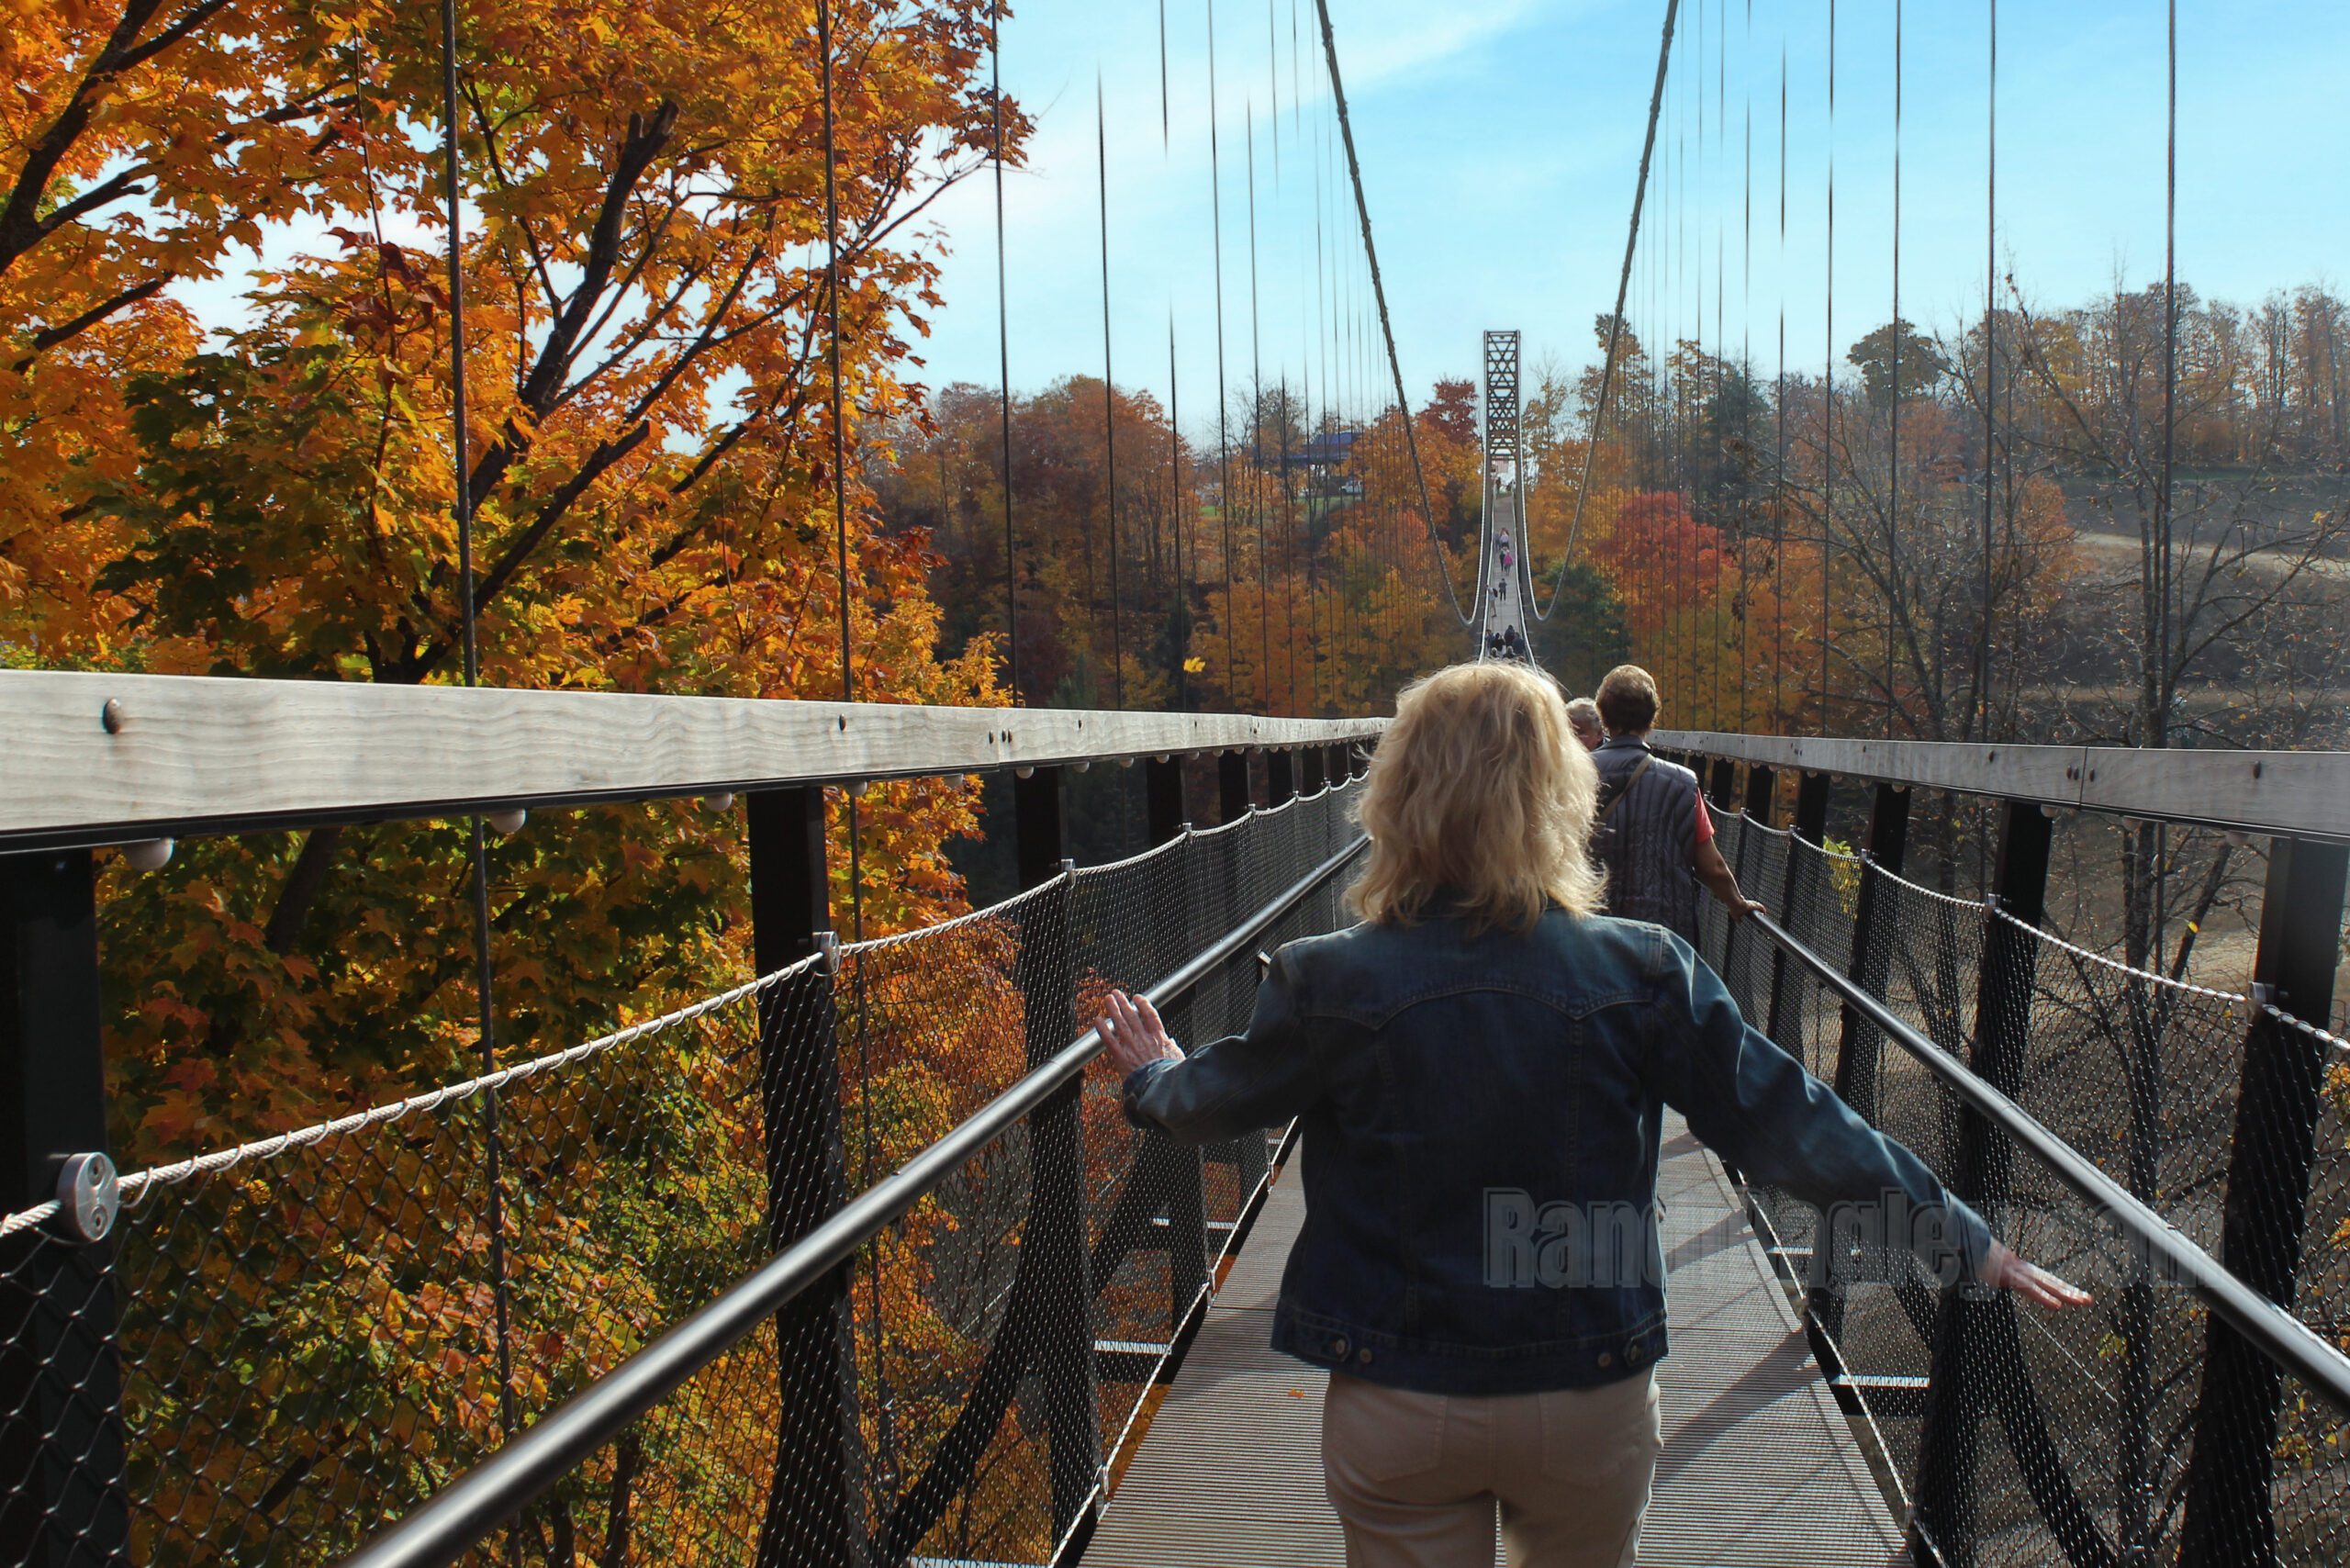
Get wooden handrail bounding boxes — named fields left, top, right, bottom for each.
left=1653, top=729, right=2350, bottom=844
left=0, top=669, right=1385, bottom=851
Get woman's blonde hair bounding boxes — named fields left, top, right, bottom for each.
left=1349, top=661, right=1605, bottom=933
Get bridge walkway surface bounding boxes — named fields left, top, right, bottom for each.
left=1087, top=1114, right=1909, bottom=1567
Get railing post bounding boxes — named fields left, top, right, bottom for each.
left=1012, top=767, right=1102, bottom=1539
left=2178, top=834, right=2350, bottom=1567
left=1831, top=783, right=1914, bottom=1124
left=1139, top=758, right=1210, bottom=1319
left=1325, top=742, right=1348, bottom=785
left=745, top=790, right=867, bottom=1568
left=1707, top=756, right=1737, bottom=810
left=1266, top=749, right=1296, bottom=808
left=1763, top=772, right=1831, bottom=1054
left=1217, top=752, right=1252, bottom=824
left=1914, top=799, right=2051, bottom=1567
left=1144, top=756, right=1186, bottom=846
left=1812, top=781, right=1912, bottom=1341
left=1300, top=746, right=1327, bottom=796
left=0, top=849, right=129, bottom=1568
left=1719, top=766, right=1774, bottom=1003
left=1206, top=754, right=1267, bottom=1193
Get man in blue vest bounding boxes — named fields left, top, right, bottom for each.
left=1589, top=664, right=1763, bottom=941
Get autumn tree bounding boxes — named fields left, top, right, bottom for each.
left=7, top=5, right=1036, bottom=1556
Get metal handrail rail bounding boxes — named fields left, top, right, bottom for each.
left=1751, top=909, right=2350, bottom=1415
left=340, top=832, right=1370, bottom=1568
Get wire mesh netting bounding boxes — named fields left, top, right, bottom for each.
left=0, top=775, right=1365, bottom=1566
left=1697, top=819, right=2350, bottom=1567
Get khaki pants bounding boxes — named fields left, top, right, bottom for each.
left=1321, top=1370, right=1661, bottom=1568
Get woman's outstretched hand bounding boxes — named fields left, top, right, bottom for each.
left=1096, top=990, right=1184, bottom=1076
left=1981, top=1239, right=2094, bottom=1310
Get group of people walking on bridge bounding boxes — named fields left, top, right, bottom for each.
left=1094, top=659, right=2088, bottom=1568
left=1483, top=625, right=1528, bottom=660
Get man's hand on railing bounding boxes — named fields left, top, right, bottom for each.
left=1694, top=838, right=1764, bottom=922
left=1981, top=1239, right=2095, bottom=1309
left=1098, top=990, right=1185, bottom=1077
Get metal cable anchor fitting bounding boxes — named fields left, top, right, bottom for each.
left=54, top=1152, right=119, bottom=1244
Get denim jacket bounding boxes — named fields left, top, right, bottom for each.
left=1122, top=907, right=1992, bottom=1395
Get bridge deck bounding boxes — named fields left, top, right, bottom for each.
left=1088, top=1116, right=1909, bottom=1566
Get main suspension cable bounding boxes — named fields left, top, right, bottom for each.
left=1537, top=0, right=1682, bottom=614
left=1309, top=0, right=1476, bottom=629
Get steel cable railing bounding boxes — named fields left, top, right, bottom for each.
left=1750, top=906, right=2350, bottom=1413
left=337, top=825, right=1369, bottom=1568
left=0, top=954, right=829, bottom=1244
left=0, top=768, right=1366, bottom=1568
left=1694, top=803, right=2350, bottom=1567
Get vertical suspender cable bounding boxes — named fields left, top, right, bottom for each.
left=1740, top=0, right=1751, bottom=734
left=1695, top=0, right=1708, bottom=716
left=1775, top=39, right=1786, bottom=730
left=2162, top=0, right=2180, bottom=945
left=1821, top=0, right=1836, bottom=734
left=815, top=0, right=883, bottom=1479
left=1257, top=30, right=1277, bottom=695
left=1714, top=0, right=1726, bottom=728
left=1976, top=0, right=1996, bottom=740
left=1674, top=33, right=1688, bottom=703
left=1310, top=0, right=1475, bottom=631
left=991, top=0, right=1019, bottom=706
left=1291, top=0, right=1302, bottom=142
left=1267, top=0, right=1280, bottom=178
left=2158, top=0, right=2177, bottom=746
left=1284, top=379, right=1300, bottom=710
left=818, top=0, right=858, bottom=719
left=1886, top=0, right=1900, bottom=738
left=2155, top=0, right=2179, bottom=945
left=1331, top=118, right=1351, bottom=697
left=1170, top=316, right=1188, bottom=708
left=440, top=0, right=521, bottom=1492
left=1207, top=0, right=1239, bottom=700
left=1315, top=115, right=1333, bottom=707
left=1097, top=80, right=1125, bottom=709
left=1539, top=0, right=1680, bottom=593
left=1293, top=0, right=1313, bottom=722
left=1247, top=107, right=1270, bottom=708
left=1163, top=12, right=1183, bottom=709
left=1296, top=56, right=1317, bottom=715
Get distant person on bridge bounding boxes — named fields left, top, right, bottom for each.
left=1565, top=697, right=1604, bottom=751
left=1589, top=664, right=1759, bottom=941
left=1095, top=662, right=2087, bottom=1568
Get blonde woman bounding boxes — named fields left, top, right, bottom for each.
left=1096, top=662, right=2087, bottom=1568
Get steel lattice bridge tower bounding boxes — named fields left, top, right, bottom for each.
left=1477, top=329, right=1537, bottom=664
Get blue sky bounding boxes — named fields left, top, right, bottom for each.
left=164, top=0, right=2350, bottom=439
left=910, top=0, right=2350, bottom=429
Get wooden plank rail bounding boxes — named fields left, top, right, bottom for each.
left=0, top=670, right=1386, bottom=851
left=1653, top=729, right=2350, bottom=844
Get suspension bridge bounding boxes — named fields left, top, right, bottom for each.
left=4, top=0, right=2348, bottom=1565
